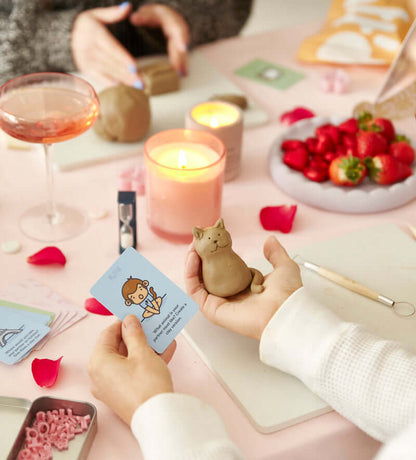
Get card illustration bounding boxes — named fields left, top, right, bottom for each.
left=0, top=326, right=24, bottom=347
left=90, top=248, right=200, bottom=353
left=121, top=276, right=166, bottom=321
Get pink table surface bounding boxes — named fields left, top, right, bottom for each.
left=1, top=22, right=415, bottom=460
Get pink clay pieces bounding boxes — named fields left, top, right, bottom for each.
left=17, top=408, right=91, bottom=459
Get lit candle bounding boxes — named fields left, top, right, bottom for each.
left=185, top=101, right=243, bottom=181
left=144, top=129, right=226, bottom=242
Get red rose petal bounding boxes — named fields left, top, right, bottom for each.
left=31, top=357, right=63, bottom=388
left=280, top=107, right=315, bottom=126
left=84, top=298, right=113, bottom=316
left=27, top=246, right=66, bottom=266
left=260, top=206, right=297, bottom=233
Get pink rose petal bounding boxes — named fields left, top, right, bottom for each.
left=27, top=246, right=66, bottom=266
left=260, top=205, right=297, bottom=233
left=280, top=107, right=315, bottom=126
left=84, top=297, right=113, bottom=316
left=31, top=357, right=63, bottom=388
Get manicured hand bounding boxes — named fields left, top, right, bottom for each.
left=185, top=236, right=303, bottom=341
left=71, top=3, right=142, bottom=86
left=130, top=4, right=190, bottom=76
left=88, top=315, right=175, bottom=424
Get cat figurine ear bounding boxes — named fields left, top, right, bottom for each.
left=213, top=218, right=224, bottom=229
left=192, top=227, right=204, bottom=240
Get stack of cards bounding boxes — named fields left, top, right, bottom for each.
left=91, top=247, right=199, bottom=354
left=0, top=300, right=52, bottom=365
left=0, top=279, right=87, bottom=363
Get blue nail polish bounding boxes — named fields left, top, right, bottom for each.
left=133, top=80, right=143, bottom=90
left=119, top=1, right=130, bottom=8
left=128, top=64, right=137, bottom=74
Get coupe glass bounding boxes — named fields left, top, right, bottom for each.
left=0, top=72, right=99, bottom=241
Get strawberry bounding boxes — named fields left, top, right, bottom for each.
left=315, top=133, right=334, bottom=154
left=356, top=131, right=388, bottom=159
left=315, top=124, right=340, bottom=145
left=283, top=147, right=309, bottom=171
left=371, top=118, right=395, bottom=143
left=389, top=140, right=415, bottom=165
left=323, top=151, right=336, bottom=163
left=339, top=118, right=358, bottom=135
left=358, top=112, right=396, bottom=143
left=335, top=144, right=347, bottom=157
left=341, top=133, right=356, bottom=149
left=366, top=154, right=412, bottom=185
left=309, top=156, right=328, bottom=171
left=329, top=156, right=367, bottom=186
left=303, top=166, right=328, bottom=182
left=305, top=137, right=318, bottom=154
left=281, top=139, right=305, bottom=151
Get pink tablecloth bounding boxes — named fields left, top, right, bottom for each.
left=1, top=22, right=414, bottom=459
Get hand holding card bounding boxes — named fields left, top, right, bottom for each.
left=91, top=248, right=199, bottom=353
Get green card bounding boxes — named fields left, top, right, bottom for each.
left=0, top=298, right=55, bottom=325
left=234, top=59, right=305, bottom=90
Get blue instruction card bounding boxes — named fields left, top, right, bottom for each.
left=90, top=247, right=199, bottom=353
left=0, top=306, right=50, bottom=365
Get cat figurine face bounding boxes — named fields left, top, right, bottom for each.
left=192, top=218, right=264, bottom=297
left=192, top=218, right=232, bottom=258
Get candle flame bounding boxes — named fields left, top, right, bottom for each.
left=210, top=117, right=219, bottom=128
left=178, top=150, right=187, bottom=169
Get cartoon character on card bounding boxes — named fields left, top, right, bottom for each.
left=122, top=277, right=165, bottom=320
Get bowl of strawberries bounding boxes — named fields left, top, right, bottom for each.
left=269, top=113, right=416, bottom=213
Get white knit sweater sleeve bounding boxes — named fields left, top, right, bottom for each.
left=260, top=287, right=416, bottom=445
left=130, top=393, right=243, bottom=460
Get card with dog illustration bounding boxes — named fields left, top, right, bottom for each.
left=90, top=247, right=199, bottom=353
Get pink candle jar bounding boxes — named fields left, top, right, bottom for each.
left=144, top=129, right=226, bottom=243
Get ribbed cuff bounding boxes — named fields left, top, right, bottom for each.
left=131, top=393, right=242, bottom=460
left=259, top=287, right=349, bottom=388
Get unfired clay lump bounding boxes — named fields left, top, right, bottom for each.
left=94, top=85, right=151, bottom=143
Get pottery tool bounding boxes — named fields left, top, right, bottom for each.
left=353, top=18, right=416, bottom=119
left=296, top=257, right=415, bottom=317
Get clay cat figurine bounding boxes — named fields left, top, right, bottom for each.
left=192, top=218, right=264, bottom=297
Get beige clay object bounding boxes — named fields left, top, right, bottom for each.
left=209, top=94, right=248, bottom=110
left=137, top=60, right=180, bottom=96
left=193, top=218, right=264, bottom=297
left=93, top=85, right=151, bottom=143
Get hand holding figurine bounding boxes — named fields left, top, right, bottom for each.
left=71, top=3, right=141, bottom=87
left=130, top=4, right=190, bottom=76
left=185, top=235, right=302, bottom=341
left=88, top=315, right=175, bottom=424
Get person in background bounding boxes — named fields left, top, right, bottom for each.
left=88, top=236, right=416, bottom=459
left=0, top=0, right=252, bottom=85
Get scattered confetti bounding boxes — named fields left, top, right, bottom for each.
left=260, top=205, right=297, bottom=233
left=31, top=357, right=63, bottom=388
left=27, top=247, right=66, bottom=266
left=280, top=107, right=315, bottom=126
left=84, top=298, right=113, bottom=316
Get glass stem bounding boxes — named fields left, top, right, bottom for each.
left=43, top=143, right=57, bottom=224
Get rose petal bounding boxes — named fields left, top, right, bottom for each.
left=27, top=247, right=66, bottom=266
left=84, top=298, right=113, bottom=316
left=280, top=107, right=315, bottom=126
left=31, top=357, right=63, bottom=388
left=260, top=205, right=297, bottom=233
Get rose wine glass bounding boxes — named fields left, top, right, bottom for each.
left=0, top=72, right=99, bottom=241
